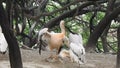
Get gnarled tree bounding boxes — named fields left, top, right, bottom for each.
left=0, top=2, right=23, bottom=68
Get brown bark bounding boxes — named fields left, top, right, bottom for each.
left=0, top=3, right=23, bottom=68
left=86, top=6, right=120, bottom=52
left=25, top=21, right=38, bottom=47
left=101, top=24, right=110, bottom=53
left=100, top=0, right=115, bottom=53
left=116, top=26, right=120, bottom=68
left=43, top=2, right=94, bottom=28
left=101, top=36, right=109, bottom=53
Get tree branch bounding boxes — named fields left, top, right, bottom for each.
left=86, top=6, right=120, bottom=52
left=24, top=0, right=86, bottom=20
left=43, top=1, right=95, bottom=28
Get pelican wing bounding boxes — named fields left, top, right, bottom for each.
left=38, top=28, right=48, bottom=42
left=0, top=33, right=8, bottom=52
left=69, top=33, right=85, bottom=64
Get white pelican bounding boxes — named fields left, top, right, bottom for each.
left=0, top=26, right=8, bottom=54
left=69, top=33, right=85, bottom=65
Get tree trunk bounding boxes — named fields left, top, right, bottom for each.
left=86, top=6, right=120, bottom=52
left=0, top=3, right=23, bottom=68
left=116, top=26, right=120, bottom=68
left=100, top=0, right=115, bottom=53
left=101, top=36, right=109, bottom=53
left=89, top=11, right=97, bottom=34
left=25, top=21, right=38, bottom=47
left=101, top=24, right=110, bottom=53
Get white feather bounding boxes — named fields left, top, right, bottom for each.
left=69, top=33, right=85, bottom=65
left=69, top=33, right=83, bottom=45
left=59, top=49, right=69, bottom=58
left=69, top=43, right=85, bottom=64
left=0, top=33, right=8, bottom=53
left=38, top=28, right=48, bottom=42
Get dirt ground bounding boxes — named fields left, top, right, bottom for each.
left=0, top=48, right=116, bottom=68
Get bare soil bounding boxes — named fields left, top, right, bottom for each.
left=0, top=48, right=116, bottom=68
